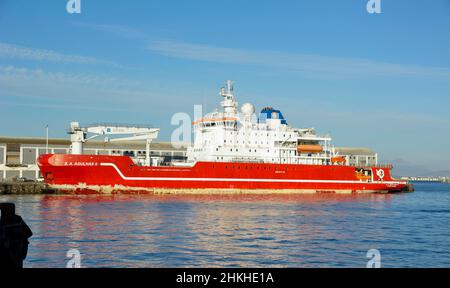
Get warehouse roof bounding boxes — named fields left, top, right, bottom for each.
left=334, top=147, right=376, bottom=156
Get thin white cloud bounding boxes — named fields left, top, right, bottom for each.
left=0, top=65, right=123, bottom=88
left=305, top=108, right=450, bottom=126
left=0, top=65, right=193, bottom=110
left=71, top=21, right=147, bottom=40
left=0, top=65, right=146, bottom=102
left=148, top=40, right=450, bottom=80
left=0, top=99, right=126, bottom=112
left=0, top=42, right=116, bottom=66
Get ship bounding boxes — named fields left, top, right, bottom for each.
left=38, top=80, right=409, bottom=194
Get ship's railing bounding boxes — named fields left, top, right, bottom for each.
left=372, top=164, right=393, bottom=169
left=66, top=123, right=155, bottom=133
left=85, top=123, right=154, bottom=129
left=347, top=163, right=393, bottom=169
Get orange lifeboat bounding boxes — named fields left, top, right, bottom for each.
left=296, top=144, right=323, bottom=153
left=331, top=156, right=346, bottom=164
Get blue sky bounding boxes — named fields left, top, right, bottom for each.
left=0, top=0, right=449, bottom=173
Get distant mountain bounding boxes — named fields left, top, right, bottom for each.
left=421, top=170, right=450, bottom=178
left=390, top=158, right=432, bottom=177
left=389, top=158, right=450, bottom=178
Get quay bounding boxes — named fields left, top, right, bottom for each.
left=0, top=181, right=56, bottom=195
left=1, top=181, right=415, bottom=195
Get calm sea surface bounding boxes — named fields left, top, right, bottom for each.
left=1, top=183, right=449, bottom=268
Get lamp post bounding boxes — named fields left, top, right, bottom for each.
left=45, top=125, right=49, bottom=154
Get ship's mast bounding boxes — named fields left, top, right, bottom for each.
left=220, top=80, right=238, bottom=114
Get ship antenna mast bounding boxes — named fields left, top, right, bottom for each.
left=220, top=80, right=238, bottom=113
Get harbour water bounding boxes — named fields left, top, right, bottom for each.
left=1, top=183, right=449, bottom=268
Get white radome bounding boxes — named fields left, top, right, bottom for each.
left=241, top=102, right=255, bottom=116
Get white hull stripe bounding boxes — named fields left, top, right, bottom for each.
left=100, top=163, right=404, bottom=185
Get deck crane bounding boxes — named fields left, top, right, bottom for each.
left=68, top=122, right=160, bottom=166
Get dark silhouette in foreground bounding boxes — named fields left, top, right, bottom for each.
left=0, top=203, right=33, bottom=268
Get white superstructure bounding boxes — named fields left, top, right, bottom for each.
left=187, top=80, right=335, bottom=165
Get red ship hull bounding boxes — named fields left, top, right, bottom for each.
left=37, top=154, right=408, bottom=194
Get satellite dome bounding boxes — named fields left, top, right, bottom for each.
left=241, top=102, right=255, bottom=116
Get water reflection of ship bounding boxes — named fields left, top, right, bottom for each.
left=35, top=194, right=393, bottom=267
